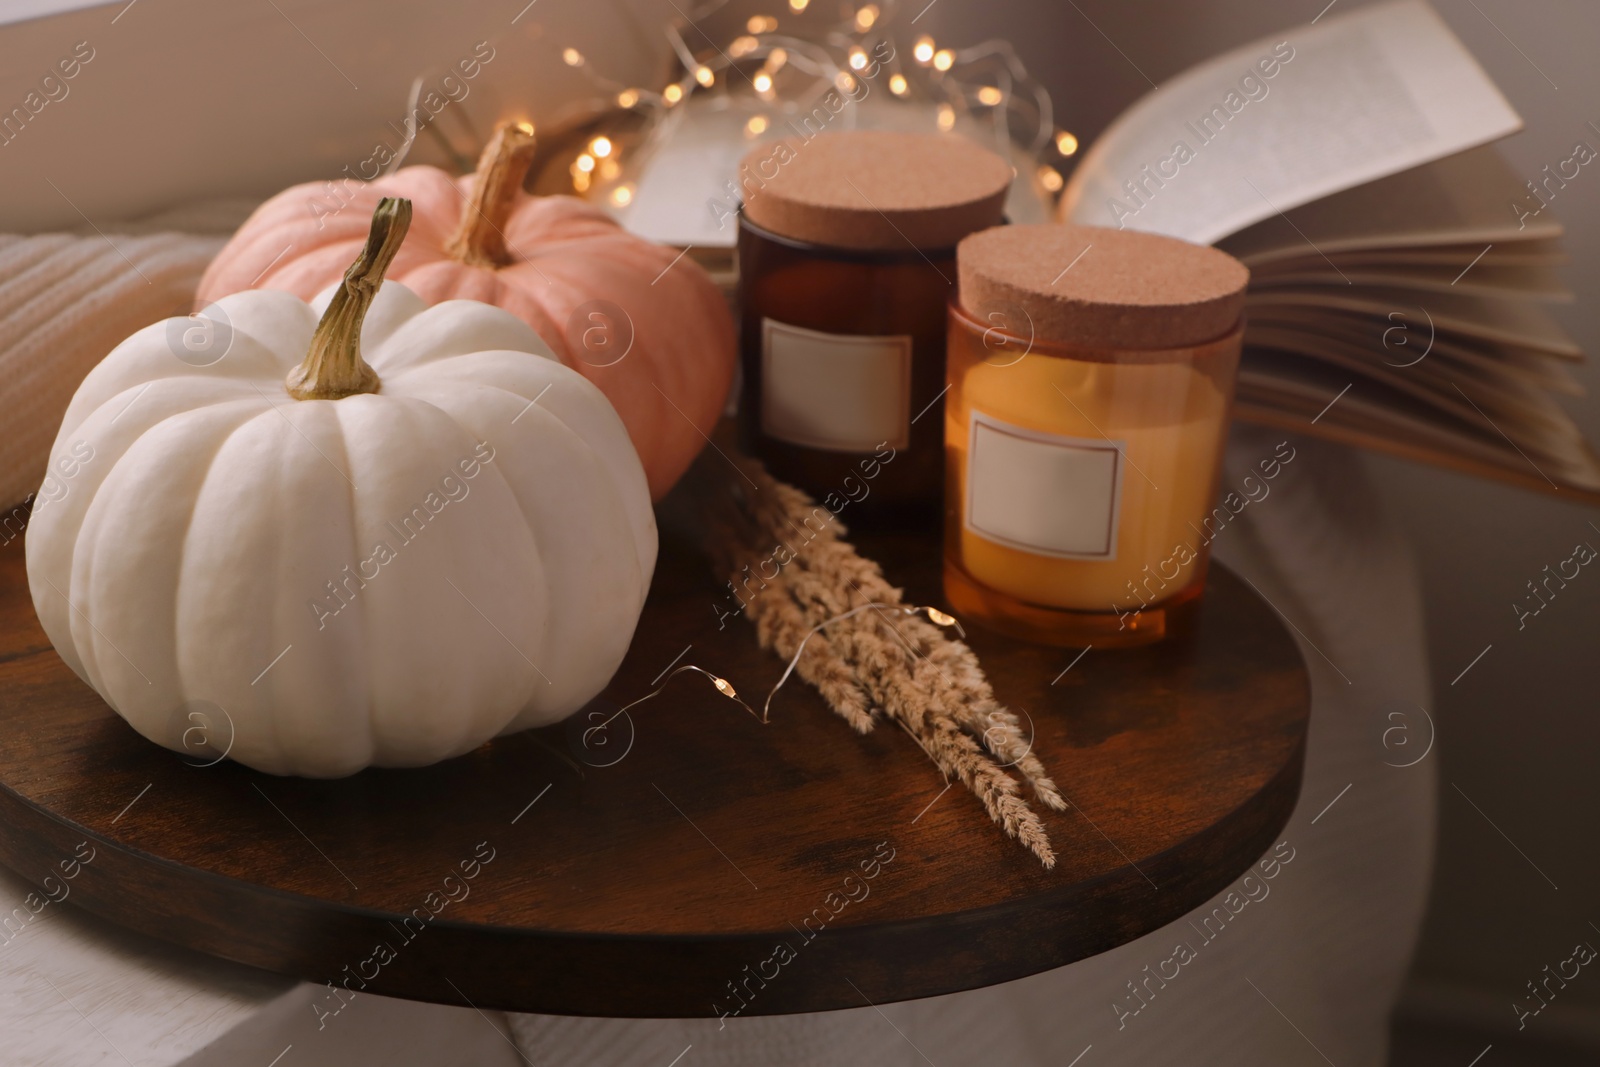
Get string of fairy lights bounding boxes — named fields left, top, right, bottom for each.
left=543, top=0, right=1080, bottom=216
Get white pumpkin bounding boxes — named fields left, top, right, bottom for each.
left=25, top=199, right=656, bottom=777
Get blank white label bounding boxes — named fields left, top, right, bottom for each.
left=966, top=410, right=1123, bottom=559
left=761, top=319, right=912, bottom=453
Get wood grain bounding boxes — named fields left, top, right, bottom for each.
left=0, top=525, right=1308, bottom=1017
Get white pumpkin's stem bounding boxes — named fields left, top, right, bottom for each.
left=444, top=120, right=536, bottom=269
left=286, top=198, right=411, bottom=401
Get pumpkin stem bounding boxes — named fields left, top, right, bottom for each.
left=286, top=198, right=411, bottom=401
left=444, top=120, right=537, bottom=269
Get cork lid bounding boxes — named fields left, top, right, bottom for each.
left=958, top=224, right=1250, bottom=349
left=740, top=130, right=1013, bottom=252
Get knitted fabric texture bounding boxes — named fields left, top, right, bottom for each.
left=0, top=199, right=257, bottom=509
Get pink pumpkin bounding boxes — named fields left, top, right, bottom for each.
left=197, top=121, right=733, bottom=501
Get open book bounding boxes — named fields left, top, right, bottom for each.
left=1060, top=0, right=1597, bottom=498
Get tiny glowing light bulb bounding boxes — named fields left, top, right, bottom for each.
left=562, top=47, right=583, bottom=66
left=913, top=37, right=935, bottom=63
left=1055, top=130, right=1079, bottom=156
left=616, top=88, right=639, bottom=108
left=889, top=73, right=908, bottom=95
left=1037, top=165, right=1064, bottom=192
left=746, top=115, right=768, bottom=136
left=590, top=136, right=612, bottom=158
left=575, top=153, right=595, bottom=173
left=936, top=103, right=955, bottom=131
left=849, top=47, right=868, bottom=71
left=514, top=120, right=535, bottom=136
left=664, top=83, right=684, bottom=104
left=768, top=47, right=788, bottom=69
left=730, top=35, right=758, bottom=57
left=789, top=0, right=808, bottom=11
left=933, top=48, right=954, bottom=71
left=926, top=608, right=957, bottom=627
left=611, top=184, right=634, bottom=207
left=977, top=85, right=1002, bottom=105
left=695, top=65, right=715, bottom=87
left=855, top=4, right=879, bottom=29
left=753, top=72, right=773, bottom=93
left=713, top=676, right=737, bottom=698
left=835, top=72, right=856, bottom=92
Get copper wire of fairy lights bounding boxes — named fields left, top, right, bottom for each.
left=763, top=602, right=962, bottom=720
left=523, top=0, right=1079, bottom=206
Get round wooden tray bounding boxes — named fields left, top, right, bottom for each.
left=0, top=528, right=1307, bottom=1018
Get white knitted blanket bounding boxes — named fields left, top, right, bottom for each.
left=0, top=199, right=256, bottom=510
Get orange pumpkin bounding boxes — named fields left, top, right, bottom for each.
left=197, top=121, right=733, bottom=501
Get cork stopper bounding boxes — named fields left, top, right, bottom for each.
left=958, top=224, right=1250, bottom=350
left=740, top=130, right=1013, bottom=252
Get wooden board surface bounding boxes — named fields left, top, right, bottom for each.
left=0, top=528, right=1308, bottom=1018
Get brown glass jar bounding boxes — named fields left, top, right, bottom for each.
left=736, top=130, right=1011, bottom=528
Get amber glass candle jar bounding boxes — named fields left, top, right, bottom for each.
left=737, top=130, right=1011, bottom=527
left=945, top=224, right=1249, bottom=647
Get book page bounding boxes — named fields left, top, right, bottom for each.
left=1219, top=146, right=1562, bottom=263
left=1245, top=308, right=1584, bottom=394
left=1240, top=239, right=1569, bottom=269
left=1244, top=286, right=1581, bottom=356
left=1244, top=326, right=1575, bottom=430
left=1060, top=0, right=1521, bottom=244
left=1249, top=263, right=1569, bottom=301
left=1235, top=358, right=1600, bottom=494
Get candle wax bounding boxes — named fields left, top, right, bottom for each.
left=947, top=350, right=1228, bottom=613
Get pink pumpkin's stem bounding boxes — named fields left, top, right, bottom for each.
left=285, top=197, right=411, bottom=401
left=445, top=120, right=537, bottom=269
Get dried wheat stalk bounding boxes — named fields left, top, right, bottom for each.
left=683, top=442, right=1063, bottom=868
